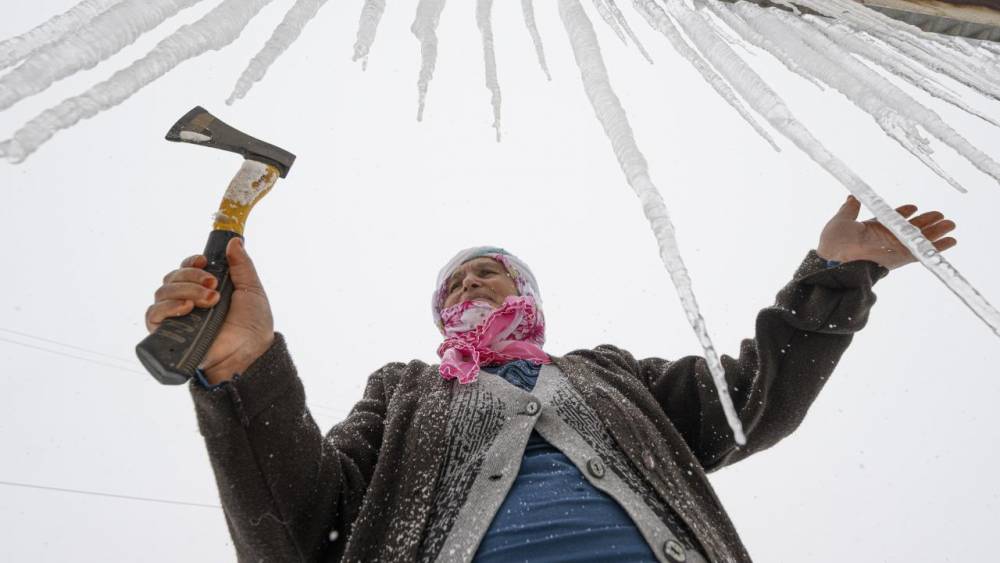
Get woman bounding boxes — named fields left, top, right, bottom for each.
left=146, top=197, right=956, bottom=562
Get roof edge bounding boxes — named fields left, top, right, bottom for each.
left=720, top=0, right=1000, bottom=43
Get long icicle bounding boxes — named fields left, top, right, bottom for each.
left=699, top=0, right=825, bottom=90
left=718, top=1, right=969, bottom=192
left=629, top=0, right=780, bottom=151
left=0, top=0, right=204, bottom=112
left=411, top=0, right=448, bottom=122
left=806, top=17, right=1000, bottom=128
left=520, top=0, right=552, bottom=81
left=752, top=4, right=1000, bottom=190
left=559, top=0, right=747, bottom=445
left=0, top=0, right=276, bottom=163
left=0, top=0, right=122, bottom=71
left=606, top=0, right=654, bottom=63
left=664, top=1, right=1000, bottom=338
left=352, top=0, right=387, bottom=69
left=227, top=0, right=332, bottom=104
left=476, top=0, right=503, bottom=142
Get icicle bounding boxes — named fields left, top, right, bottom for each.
left=592, top=0, right=629, bottom=45
left=476, top=0, right=503, bottom=142
left=0, top=0, right=204, bottom=112
left=606, top=0, right=653, bottom=64
left=352, top=0, right=386, bottom=70
left=795, top=0, right=1000, bottom=100
left=695, top=3, right=751, bottom=53
left=227, top=0, right=332, bottom=104
left=0, top=0, right=275, bottom=163
left=558, top=0, right=748, bottom=446
left=698, top=0, right=825, bottom=91
left=829, top=0, right=986, bottom=64
left=629, top=1, right=780, bottom=151
left=0, top=0, right=122, bottom=71
left=980, top=39, right=1000, bottom=57
left=760, top=5, right=1000, bottom=190
left=722, top=3, right=971, bottom=192
left=411, top=0, right=448, bottom=122
left=807, top=17, right=1000, bottom=128
left=520, top=0, right=552, bottom=81
left=809, top=0, right=998, bottom=78
left=664, top=2, right=1000, bottom=338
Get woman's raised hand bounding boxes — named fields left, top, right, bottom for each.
left=145, top=238, right=274, bottom=384
left=817, top=196, right=957, bottom=271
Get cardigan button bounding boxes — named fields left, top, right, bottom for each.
left=642, top=450, right=656, bottom=470
left=524, top=400, right=540, bottom=416
left=663, top=539, right=686, bottom=561
left=586, top=458, right=606, bottom=479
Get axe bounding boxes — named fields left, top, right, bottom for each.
left=136, top=106, right=296, bottom=385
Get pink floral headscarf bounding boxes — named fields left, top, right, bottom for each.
left=432, top=247, right=550, bottom=384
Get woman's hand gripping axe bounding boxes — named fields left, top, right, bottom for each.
left=136, top=106, right=296, bottom=385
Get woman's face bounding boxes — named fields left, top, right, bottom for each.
left=442, top=257, right=519, bottom=310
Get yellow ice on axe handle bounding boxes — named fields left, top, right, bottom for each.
left=136, top=106, right=296, bottom=385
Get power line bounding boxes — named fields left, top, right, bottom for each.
left=0, top=327, right=134, bottom=363
left=0, top=479, right=220, bottom=510
left=0, top=327, right=347, bottom=414
left=0, top=335, right=146, bottom=376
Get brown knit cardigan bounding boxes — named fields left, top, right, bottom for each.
left=190, top=251, right=887, bottom=562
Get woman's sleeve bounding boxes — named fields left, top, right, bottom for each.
left=636, top=251, right=888, bottom=472
left=189, top=333, right=391, bottom=562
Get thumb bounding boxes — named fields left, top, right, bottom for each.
left=226, top=237, right=263, bottom=289
left=835, top=195, right=861, bottom=221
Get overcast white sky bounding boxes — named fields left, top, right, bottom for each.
left=1, top=1, right=999, bottom=561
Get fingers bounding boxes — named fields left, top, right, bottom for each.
left=837, top=196, right=862, bottom=221
left=145, top=299, right=194, bottom=332
left=162, top=266, right=217, bottom=288
left=933, top=237, right=957, bottom=253
left=154, top=281, right=220, bottom=309
left=922, top=219, right=956, bottom=241
left=226, top=238, right=265, bottom=294
left=181, top=254, right=207, bottom=269
left=910, top=210, right=945, bottom=230
left=894, top=204, right=918, bottom=219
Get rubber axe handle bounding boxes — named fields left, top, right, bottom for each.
left=136, top=230, right=241, bottom=385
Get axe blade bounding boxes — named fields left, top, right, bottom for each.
left=165, top=106, right=296, bottom=178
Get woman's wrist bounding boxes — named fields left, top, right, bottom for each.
left=202, top=333, right=275, bottom=384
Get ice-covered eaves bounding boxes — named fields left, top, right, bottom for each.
left=606, top=0, right=654, bottom=63
left=840, top=0, right=991, bottom=59
left=728, top=1, right=1000, bottom=192
left=477, top=0, right=503, bottom=142
left=558, top=0, right=748, bottom=445
left=0, top=0, right=204, bottom=112
left=227, top=0, right=332, bottom=104
left=520, top=0, right=553, bottom=80
left=0, top=0, right=122, bottom=71
left=411, top=0, right=449, bottom=122
left=807, top=17, right=1000, bottom=128
left=699, top=0, right=826, bottom=90
left=353, top=0, right=387, bottom=70
left=665, top=1, right=1000, bottom=337
left=794, top=0, right=1000, bottom=100
left=629, top=0, right=781, bottom=151
left=0, top=0, right=276, bottom=163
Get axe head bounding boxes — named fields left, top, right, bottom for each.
left=166, top=106, right=296, bottom=177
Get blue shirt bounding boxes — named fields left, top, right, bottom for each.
left=474, top=360, right=657, bottom=562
